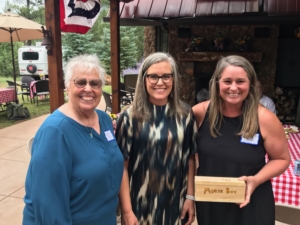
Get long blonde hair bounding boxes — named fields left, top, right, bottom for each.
left=132, top=52, right=189, bottom=122
left=209, top=55, right=259, bottom=138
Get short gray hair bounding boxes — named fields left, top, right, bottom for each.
left=64, top=54, right=106, bottom=88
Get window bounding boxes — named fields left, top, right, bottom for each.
left=22, top=52, right=39, bottom=60
left=156, top=26, right=168, bottom=52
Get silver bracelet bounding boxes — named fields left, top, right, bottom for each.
left=186, top=194, right=195, bottom=201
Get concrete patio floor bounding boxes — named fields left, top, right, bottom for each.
left=0, top=96, right=198, bottom=225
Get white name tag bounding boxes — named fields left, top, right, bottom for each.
left=104, top=130, right=114, bottom=141
left=240, top=133, right=259, bottom=145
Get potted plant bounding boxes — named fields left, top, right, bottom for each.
left=213, top=31, right=225, bottom=52
left=237, top=36, right=250, bottom=52
left=185, top=37, right=204, bottom=52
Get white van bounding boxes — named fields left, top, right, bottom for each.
left=18, top=42, right=65, bottom=79
left=18, top=42, right=48, bottom=79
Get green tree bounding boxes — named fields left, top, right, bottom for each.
left=135, top=26, right=144, bottom=60
left=88, top=2, right=144, bottom=74
left=4, top=0, right=45, bottom=46
left=0, top=42, right=23, bottom=77
left=96, top=24, right=143, bottom=75
left=119, top=26, right=139, bottom=72
left=0, top=1, right=45, bottom=77
left=4, top=0, right=44, bottom=24
left=97, top=25, right=111, bottom=73
left=89, top=7, right=110, bottom=42
left=62, top=32, right=102, bottom=62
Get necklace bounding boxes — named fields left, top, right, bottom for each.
left=84, top=113, right=96, bottom=138
left=85, top=126, right=93, bottom=138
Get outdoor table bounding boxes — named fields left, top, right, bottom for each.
left=0, top=88, right=16, bottom=111
left=271, top=126, right=300, bottom=207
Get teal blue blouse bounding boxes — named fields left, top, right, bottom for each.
left=23, top=109, right=123, bottom=225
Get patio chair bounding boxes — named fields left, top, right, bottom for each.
left=123, top=74, right=137, bottom=94
left=20, top=76, right=35, bottom=102
left=32, top=80, right=50, bottom=106
left=6, top=80, right=20, bottom=89
left=275, top=203, right=300, bottom=225
left=120, top=83, right=134, bottom=105
left=6, top=80, right=28, bottom=102
left=102, top=91, right=112, bottom=113
left=27, top=137, right=34, bottom=155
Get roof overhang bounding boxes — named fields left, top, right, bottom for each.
left=104, top=14, right=300, bottom=26
left=104, top=0, right=300, bottom=26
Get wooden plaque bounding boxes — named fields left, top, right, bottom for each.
left=195, top=176, right=246, bottom=203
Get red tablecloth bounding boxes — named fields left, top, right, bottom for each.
left=271, top=128, right=300, bottom=207
left=30, top=81, right=37, bottom=99
left=0, top=88, right=16, bottom=104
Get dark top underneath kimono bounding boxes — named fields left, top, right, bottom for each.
left=196, top=111, right=275, bottom=225
left=116, top=103, right=197, bottom=225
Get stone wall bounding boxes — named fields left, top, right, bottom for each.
left=144, top=25, right=279, bottom=106
left=144, top=27, right=156, bottom=57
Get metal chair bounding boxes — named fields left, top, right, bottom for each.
left=6, top=80, right=26, bottom=102
left=120, top=83, right=134, bottom=105
left=20, top=76, right=35, bottom=102
left=102, top=91, right=112, bottom=113
left=32, top=80, right=50, bottom=105
left=123, top=74, right=137, bottom=94
left=275, top=203, right=300, bottom=225
left=6, top=80, right=21, bottom=89
left=27, top=137, right=34, bottom=155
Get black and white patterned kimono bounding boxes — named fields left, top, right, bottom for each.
left=116, top=103, right=197, bottom=225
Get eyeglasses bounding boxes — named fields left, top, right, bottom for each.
left=146, top=74, right=173, bottom=84
left=73, top=78, right=102, bottom=90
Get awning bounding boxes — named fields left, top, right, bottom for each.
left=104, top=0, right=300, bottom=25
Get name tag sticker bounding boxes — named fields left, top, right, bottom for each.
left=240, top=133, right=259, bottom=145
left=105, top=130, right=114, bottom=142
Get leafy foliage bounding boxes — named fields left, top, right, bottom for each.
left=3, top=0, right=44, bottom=24
left=0, top=0, right=44, bottom=77
left=0, top=42, right=23, bottom=77
left=95, top=25, right=142, bottom=75
left=63, top=5, right=144, bottom=76
left=62, top=33, right=102, bottom=61
left=0, top=0, right=145, bottom=77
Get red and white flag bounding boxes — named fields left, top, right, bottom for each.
left=60, top=0, right=101, bottom=34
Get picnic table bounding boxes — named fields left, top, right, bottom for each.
left=271, top=125, right=300, bottom=207
left=0, top=88, right=16, bottom=112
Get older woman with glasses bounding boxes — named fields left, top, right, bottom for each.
left=23, top=54, right=124, bottom=225
left=115, top=52, right=198, bottom=225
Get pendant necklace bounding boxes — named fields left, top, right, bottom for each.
left=86, top=127, right=93, bottom=138
left=85, top=116, right=94, bottom=138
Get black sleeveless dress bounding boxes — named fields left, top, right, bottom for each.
left=196, top=112, right=275, bottom=225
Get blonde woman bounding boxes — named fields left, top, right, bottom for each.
left=193, top=55, right=290, bottom=225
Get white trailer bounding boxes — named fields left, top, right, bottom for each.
left=18, top=42, right=48, bottom=79
left=18, top=42, right=65, bottom=80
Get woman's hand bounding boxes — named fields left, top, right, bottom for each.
left=121, top=211, right=139, bottom=225
left=180, top=199, right=195, bottom=225
left=238, top=175, right=259, bottom=208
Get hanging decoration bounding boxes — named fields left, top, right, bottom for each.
left=60, top=0, right=101, bottom=34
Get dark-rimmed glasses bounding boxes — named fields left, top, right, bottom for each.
left=146, top=74, right=173, bottom=84
left=73, top=78, right=102, bottom=90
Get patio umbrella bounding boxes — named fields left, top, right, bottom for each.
left=0, top=11, right=44, bottom=103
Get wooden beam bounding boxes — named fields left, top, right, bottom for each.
left=110, top=0, right=121, bottom=113
left=178, top=52, right=262, bottom=62
left=44, top=0, right=65, bottom=113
